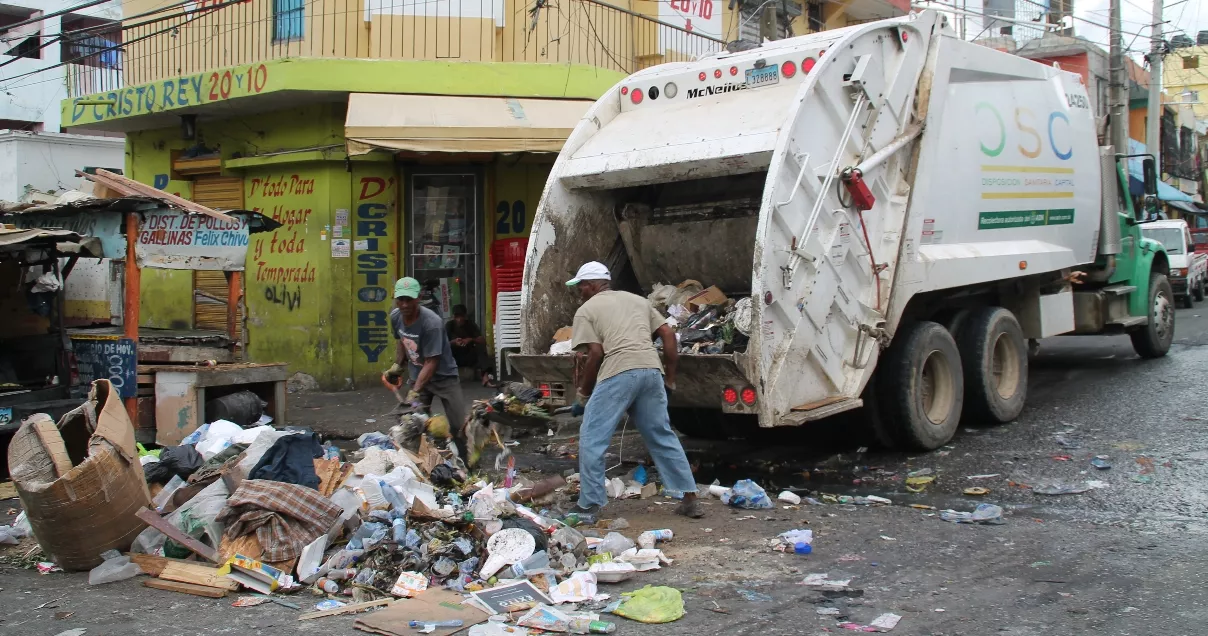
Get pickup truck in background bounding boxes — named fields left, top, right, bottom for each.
left=1143, top=219, right=1206, bottom=308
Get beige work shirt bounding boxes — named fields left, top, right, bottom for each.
left=571, top=290, right=667, bottom=382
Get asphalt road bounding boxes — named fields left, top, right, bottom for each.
left=4, top=307, right=1208, bottom=635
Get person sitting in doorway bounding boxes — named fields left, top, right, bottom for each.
left=446, top=304, right=495, bottom=385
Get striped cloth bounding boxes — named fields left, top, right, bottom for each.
left=216, top=479, right=342, bottom=562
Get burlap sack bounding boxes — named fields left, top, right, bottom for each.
left=8, top=379, right=151, bottom=571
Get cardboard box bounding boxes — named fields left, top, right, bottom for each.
left=221, top=554, right=285, bottom=594
left=552, top=326, right=573, bottom=343
left=686, top=286, right=728, bottom=311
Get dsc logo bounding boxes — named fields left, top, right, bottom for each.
left=975, top=102, right=1073, bottom=161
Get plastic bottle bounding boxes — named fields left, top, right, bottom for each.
left=794, top=542, right=813, bottom=555
left=326, top=568, right=357, bottom=581
left=316, top=577, right=339, bottom=593
left=637, top=529, right=673, bottom=549
left=569, top=618, right=617, bottom=634
left=509, top=550, right=550, bottom=578
left=409, top=620, right=464, bottom=629
left=392, top=517, right=407, bottom=543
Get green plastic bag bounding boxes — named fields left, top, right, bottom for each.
left=614, top=586, right=685, bottom=623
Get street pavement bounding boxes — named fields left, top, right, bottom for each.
left=3, top=307, right=1208, bottom=635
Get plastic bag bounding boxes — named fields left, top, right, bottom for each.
left=613, top=585, right=685, bottom=623
left=721, top=479, right=774, bottom=509
left=143, top=445, right=204, bottom=484
left=88, top=550, right=142, bottom=585
left=598, top=532, right=634, bottom=556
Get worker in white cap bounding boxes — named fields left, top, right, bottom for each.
left=565, top=261, right=704, bottom=518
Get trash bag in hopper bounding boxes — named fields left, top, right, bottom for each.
left=613, top=585, right=685, bottom=623
left=7, top=379, right=152, bottom=571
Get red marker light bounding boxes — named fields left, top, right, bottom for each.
left=819, top=49, right=826, bottom=57
left=631, top=88, right=644, bottom=104
left=722, top=387, right=739, bottom=405
left=621, top=86, right=628, bottom=95
left=901, top=31, right=909, bottom=42
left=781, top=60, right=797, bottom=78
left=740, top=387, right=757, bottom=406
left=730, top=66, right=738, bottom=76
left=803, top=57, right=816, bottom=73
left=714, top=69, right=722, bottom=78
left=540, top=383, right=551, bottom=398
left=699, top=71, right=706, bottom=81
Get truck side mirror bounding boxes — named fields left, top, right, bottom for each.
left=1143, top=157, right=1158, bottom=197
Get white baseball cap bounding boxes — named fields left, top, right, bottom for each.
left=566, top=261, right=611, bottom=286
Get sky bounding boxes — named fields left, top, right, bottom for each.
left=918, top=0, right=1208, bottom=66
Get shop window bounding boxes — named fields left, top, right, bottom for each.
left=273, top=0, right=304, bottom=42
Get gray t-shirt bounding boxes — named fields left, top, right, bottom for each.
left=390, top=306, right=458, bottom=380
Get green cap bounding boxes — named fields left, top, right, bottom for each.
left=394, top=277, right=421, bottom=299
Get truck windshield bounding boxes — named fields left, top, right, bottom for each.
left=1141, top=228, right=1184, bottom=254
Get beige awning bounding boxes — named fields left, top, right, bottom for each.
left=345, top=93, right=593, bottom=155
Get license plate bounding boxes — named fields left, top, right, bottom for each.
left=745, top=65, right=779, bottom=88
left=0, top=408, right=11, bottom=426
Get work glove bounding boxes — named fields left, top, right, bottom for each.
left=384, top=363, right=403, bottom=383
left=405, top=388, right=423, bottom=407
left=571, top=390, right=590, bottom=417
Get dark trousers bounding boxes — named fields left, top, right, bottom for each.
left=451, top=342, right=492, bottom=375
left=419, top=374, right=468, bottom=462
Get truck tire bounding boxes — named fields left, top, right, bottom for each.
left=1130, top=272, right=1175, bottom=358
left=877, top=321, right=964, bottom=450
left=1195, top=277, right=1205, bottom=302
left=956, top=307, right=1027, bottom=425
left=1182, top=290, right=1194, bottom=309
left=857, top=373, right=898, bottom=449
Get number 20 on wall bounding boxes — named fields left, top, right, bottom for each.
left=496, top=200, right=526, bottom=235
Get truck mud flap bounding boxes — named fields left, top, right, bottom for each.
left=507, top=353, right=750, bottom=409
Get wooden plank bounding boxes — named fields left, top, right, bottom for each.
left=135, top=507, right=219, bottom=563
left=143, top=578, right=228, bottom=598
left=298, top=599, right=392, bottom=621
left=218, top=533, right=263, bottom=563
left=89, top=169, right=237, bottom=221
left=138, top=344, right=235, bottom=363
left=126, top=553, right=200, bottom=577
left=160, top=562, right=240, bottom=591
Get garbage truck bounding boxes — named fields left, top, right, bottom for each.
left=506, top=9, right=1173, bottom=450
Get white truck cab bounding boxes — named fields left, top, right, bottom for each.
left=1141, top=219, right=1205, bottom=307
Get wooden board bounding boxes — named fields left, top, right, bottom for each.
left=127, top=553, right=201, bottom=577
left=143, top=578, right=228, bottom=598
left=218, top=533, right=263, bottom=563
left=135, top=507, right=219, bottom=563
left=160, top=562, right=239, bottom=591
left=297, top=598, right=392, bottom=621
left=314, top=458, right=352, bottom=497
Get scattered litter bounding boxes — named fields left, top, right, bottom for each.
left=939, top=503, right=1004, bottom=525
left=772, top=528, right=814, bottom=554
left=908, top=504, right=936, bottom=510
left=1086, top=480, right=1110, bottom=489
left=613, top=586, right=685, bottom=623
left=879, top=535, right=897, bottom=541
left=966, top=474, right=999, bottom=480
left=1052, top=455, right=1073, bottom=461
left=1090, top=456, right=1112, bottom=470
left=801, top=573, right=853, bottom=589
left=232, top=596, right=273, bottom=607
left=550, top=571, right=598, bottom=604
left=1136, top=456, right=1155, bottom=474
left=470, top=580, right=553, bottom=614
left=54, top=630, right=87, bottom=636
left=906, top=468, right=934, bottom=477
left=818, top=607, right=843, bottom=616
left=962, top=487, right=990, bottom=496
left=1030, top=561, right=1051, bottom=568
left=721, top=480, right=774, bottom=509
left=905, top=475, right=935, bottom=492
left=777, top=491, right=802, bottom=505
left=1032, top=480, right=1092, bottom=495
left=737, top=589, right=773, bottom=602
left=838, top=613, right=902, bottom=632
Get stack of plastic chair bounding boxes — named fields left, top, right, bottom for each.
left=491, top=238, right=528, bottom=375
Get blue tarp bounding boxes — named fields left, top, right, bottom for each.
left=1126, top=139, right=1194, bottom=203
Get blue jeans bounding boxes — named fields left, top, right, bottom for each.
left=578, top=368, right=697, bottom=509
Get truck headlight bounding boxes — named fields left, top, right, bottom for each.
left=1173, top=268, right=1187, bottom=277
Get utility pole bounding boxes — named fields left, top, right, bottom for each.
left=1108, top=0, right=1129, bottom=154
left=1145, top=0, right=1163, bottom=167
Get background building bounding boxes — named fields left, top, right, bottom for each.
left=58, top=0, right=905, bottom=390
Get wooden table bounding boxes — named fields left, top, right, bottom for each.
left=146, top=362, right=288, bottom=445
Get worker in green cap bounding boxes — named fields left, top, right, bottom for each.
left=385, top=277, right=468, bottom=462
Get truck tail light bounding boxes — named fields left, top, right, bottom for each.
left=722, top=387, right=739, bottom=405
left=630, top=88, right=644, bottom=104
left=740, top=386, right=757, bottom=406
left=781, top=60, right=797, bottom=78
left=803, top=57, right=816, bottom=73
left=540, top=383, right=552, bottom=398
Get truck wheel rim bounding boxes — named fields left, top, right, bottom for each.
left=991, top=332, right=1021, bottom=400
left=1154, top=291, right=1173, bottom=341
left=920, top=349, right=955, bottom=425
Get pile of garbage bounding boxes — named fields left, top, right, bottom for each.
left=2, top=379, right=687, bottom=634
left=648, top=280, right=751, bottom=355
left=546, top=279, right=751, bottom=356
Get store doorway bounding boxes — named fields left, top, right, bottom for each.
left=406, top=172, right=480, bottom=325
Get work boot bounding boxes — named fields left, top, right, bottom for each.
left=675, top=494, right=705, bottom=518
